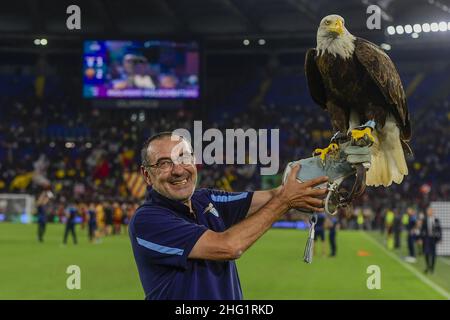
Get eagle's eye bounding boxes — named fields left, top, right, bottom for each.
left=325, top=20, right=331, bottom=25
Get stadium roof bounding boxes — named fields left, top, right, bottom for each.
left=1, top=0, right=449, bottom=36
left=1, top=0, right=450, bottom=53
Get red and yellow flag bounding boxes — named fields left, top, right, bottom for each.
left=123, top=171, right=146, bottom=199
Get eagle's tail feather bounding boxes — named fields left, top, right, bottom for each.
left=366, top=116, right=408, bottom=187
left=401, top=140, right=413, bottom=157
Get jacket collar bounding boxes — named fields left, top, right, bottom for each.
left=145, top=186, right=192, bottom=216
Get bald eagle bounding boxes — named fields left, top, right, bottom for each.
left=305, top=14, right=411, bottom=187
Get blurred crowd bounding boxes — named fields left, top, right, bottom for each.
left=34, top=190, right=140, bottom=244
left=0, top=75, right=449, bottom=229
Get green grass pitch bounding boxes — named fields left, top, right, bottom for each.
left=0, top=223, right=449, bottom=299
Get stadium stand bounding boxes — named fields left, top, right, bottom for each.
left=0, top=51, right=450, bottom=227
left=0, top=61, right=449, bottom=229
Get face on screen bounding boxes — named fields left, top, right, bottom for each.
left=83, top=40, right=199, bottom=99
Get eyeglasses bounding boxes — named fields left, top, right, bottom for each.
left=147, top=154, right=195, bottom=172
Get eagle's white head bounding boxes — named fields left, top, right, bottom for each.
left=316, top=14, right=356, bottom=60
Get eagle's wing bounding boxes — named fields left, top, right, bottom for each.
left=305, top=48, right=327, bottom=109
left=354, top=38, right=411, bottom=140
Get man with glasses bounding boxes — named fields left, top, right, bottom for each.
left=129, top=131, right=330, bottom=300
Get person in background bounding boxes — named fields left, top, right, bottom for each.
left=378, top=210, right=385, bottom=235
left=415, top=216, right=424, bottom=257
left=120, top=202, right=128, bottom=230
left=314, top=212, right=327, bottom=256
left=356, top=208, right=364, bottom=230
left=87, top=202, right=97, bottom=243
left=393, top=210, right=402, bottom=249
left=36, top=191, right=52, bottom=243
left=78, top=202, right=88, bottom=231
left=421, top=207, right=442, bottom=274
left=124, top=202, right=136, bottom=234
left=385, top=209, right=395, bottom=250
left=63, top=203, right=78, bottom=245
left=55, top=203, right=65, bottom=223
left=104, top=201, right=113, bottom=236
left=327, top=215, right=339, bottom=257
left=401, top=209, right=409, bottom=230
left=364, top=208, right=374, bottom=231
left=113, top=201, right=123, bottom=235
left=405, top=207, right=417, bottom=263
left=96, top=202, right=105, bottom=237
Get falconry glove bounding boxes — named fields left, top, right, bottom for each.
left=343, top=143, right=371, bottom=168
left=282, top=141, right=371, bottom=264
left=282, top=138, right=372, bottom=216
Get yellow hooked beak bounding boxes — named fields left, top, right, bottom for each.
left=329, top=19, right=344, bottom=36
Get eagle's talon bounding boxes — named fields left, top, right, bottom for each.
left=330, top=131, right=349, bottom=144
left=313, top=148, right=327, bottom=162
left=313, top=143, right=339, bottom=163
left=350, top=127, right=374, bottom=146
left=329, top=143, right=339, bottom=152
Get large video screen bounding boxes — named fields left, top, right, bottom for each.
left=83, top=40, right=199, bottom=99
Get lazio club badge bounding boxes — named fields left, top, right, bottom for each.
left=204, top=203, right=219, bottom=217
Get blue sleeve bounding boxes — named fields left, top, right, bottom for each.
left=207, top=189, right=254, bottom=229
left=131, top=207, right=208, bottom=269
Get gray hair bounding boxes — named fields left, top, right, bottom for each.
left=140, top=132, right=184, bottom=168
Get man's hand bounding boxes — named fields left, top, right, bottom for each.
left=190, top=164, right=327, bottom=261
left=278, top=164, right=328, bottom=212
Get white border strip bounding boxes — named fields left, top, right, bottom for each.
left=363, top=232, right=450, bottom=300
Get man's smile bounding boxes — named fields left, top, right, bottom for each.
left=171, top=179, right=188, bottom=186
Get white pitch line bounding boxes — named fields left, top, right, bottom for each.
left=441, top=258, right=450, bottom=267
left=363, top=232, right=450, bottom=300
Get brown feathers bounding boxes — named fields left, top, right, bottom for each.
left=304, top=38, right=411, bottom=142
left=304, top=34, right=412, bottom=187
left=354, top=38, right=411, bottom=140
